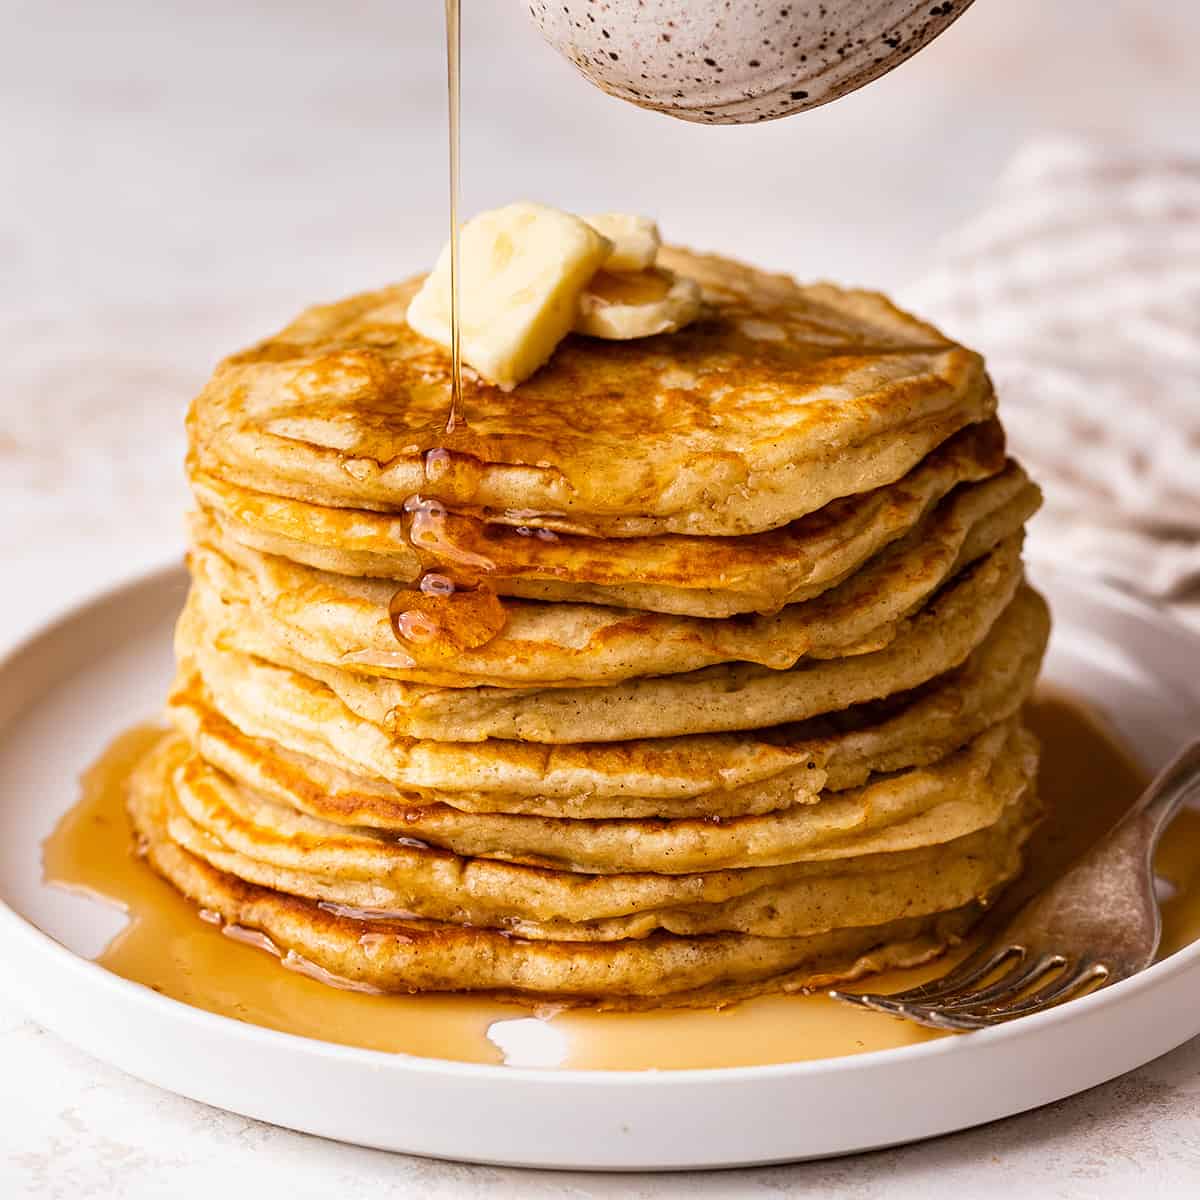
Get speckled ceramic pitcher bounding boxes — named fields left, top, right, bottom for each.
left=527, top=1, right=975, bottom=124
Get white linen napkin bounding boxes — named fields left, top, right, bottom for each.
left=903, top=137, right=1200, bottom=603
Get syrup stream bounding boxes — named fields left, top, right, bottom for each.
left=375, top=1, right=513, bottom=664
left=444, top=0, right=463, bottom=433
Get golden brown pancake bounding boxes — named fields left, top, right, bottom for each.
left=190, top=420, right=1008, bottom=617
left=171, top=719, right=1036, bottom=877
left=187, top=248, right=995, bottom=537
left=193, top=556, right=1040, bottom=747
left=162, top=735, right=1039, bottom=939
left=129, top=734, right=1010, bottom=1005
left=175, top=646, right=830, bottom=805
left=185, top=471, right=1037, bottom=688
left=168, top=589, right=1047, bottom=837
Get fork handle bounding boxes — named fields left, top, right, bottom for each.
left=1128, top=739, right=1200, bottom=847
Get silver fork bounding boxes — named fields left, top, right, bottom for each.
left=830, top=739, right=1200, bottom=1031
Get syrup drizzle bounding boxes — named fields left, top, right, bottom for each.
left=377, top=7, right=517, bottom=665
left=444, top=0, right=463, bottom=434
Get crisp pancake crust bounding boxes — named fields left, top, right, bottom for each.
left=188, top=248, right=995, bottom=537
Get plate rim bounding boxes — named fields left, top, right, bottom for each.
left=2, top=555, right=1199, bottom=1087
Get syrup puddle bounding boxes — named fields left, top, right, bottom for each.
left=40, top=691, right=1200, bottom=1070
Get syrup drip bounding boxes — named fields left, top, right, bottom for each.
left=40, top=693, right=1200, bottom=1070
left=402, top=490, right=492, bottom=573
left=387, top=465, right=508, bottom=664
left=377, top=3, right=501, bottom=669
left=386, top=0, right=513, bottom=677
left=224, top=921, right=389, bottom=992
left=379, top=8, right=556, bottom=666
left=515, top=525, right=560, bottom=542
left=387, top=581, right=508, bottom=664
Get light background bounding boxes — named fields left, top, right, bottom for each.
left=2, top=2, right=1199, bottom=1195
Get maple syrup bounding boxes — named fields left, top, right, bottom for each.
left=41, top=690, right=1200, bottom=1070
left=386, top=485, right=507, bottom=663
left=443, top=0, right=463, bottom=434
left=381, top=5, right=513, bottom=666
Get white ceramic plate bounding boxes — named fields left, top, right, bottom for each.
left=1, top=561, right=1199, bottom=1171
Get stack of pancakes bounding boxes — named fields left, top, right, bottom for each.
left=132, top=248, right=1049, bottom=1007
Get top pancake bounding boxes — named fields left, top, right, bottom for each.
left=188, top=247, right=995, bottom=537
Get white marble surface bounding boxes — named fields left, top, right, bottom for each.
left=3, top=1, right=1200, bottom=1194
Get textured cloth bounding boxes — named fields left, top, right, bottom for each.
left=904, top=138, right=1200, bottom=601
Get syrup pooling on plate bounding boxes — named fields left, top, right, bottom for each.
left=41, top=691, right=1200, bottom=1070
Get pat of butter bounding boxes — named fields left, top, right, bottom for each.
left=575, top=268, right=702, bottom=340
left=407, top=201, right=611, bottom=391
left=585, top=212, right=661, bottom=272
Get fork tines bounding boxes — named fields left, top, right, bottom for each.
left=829, top=943, right=1110, bottom=1031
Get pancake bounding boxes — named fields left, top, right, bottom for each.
left=173, top=718, right=1034, bottom=876
left=190, top=419, right=1008, bottom=618
left=186, top=468, right=1038, bottom=688
left=187, top=247, right=995, bottom=538
left=172, top=684, right=822, bottom=820
left=177, top=563, right=1037, bottom=812
left=201, top=552, right=1040, bottom=747
left=177, top=645, right=828, bottom=805
left=168, top=588, right=1048, bottom=837
left=183, top=535, right=1029, bottom=748
left=178, top=570, right=1043, bottom=813
left=129, top=736, right=998, bottom=1005
left=161, top=735, right=1039, bottom=939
